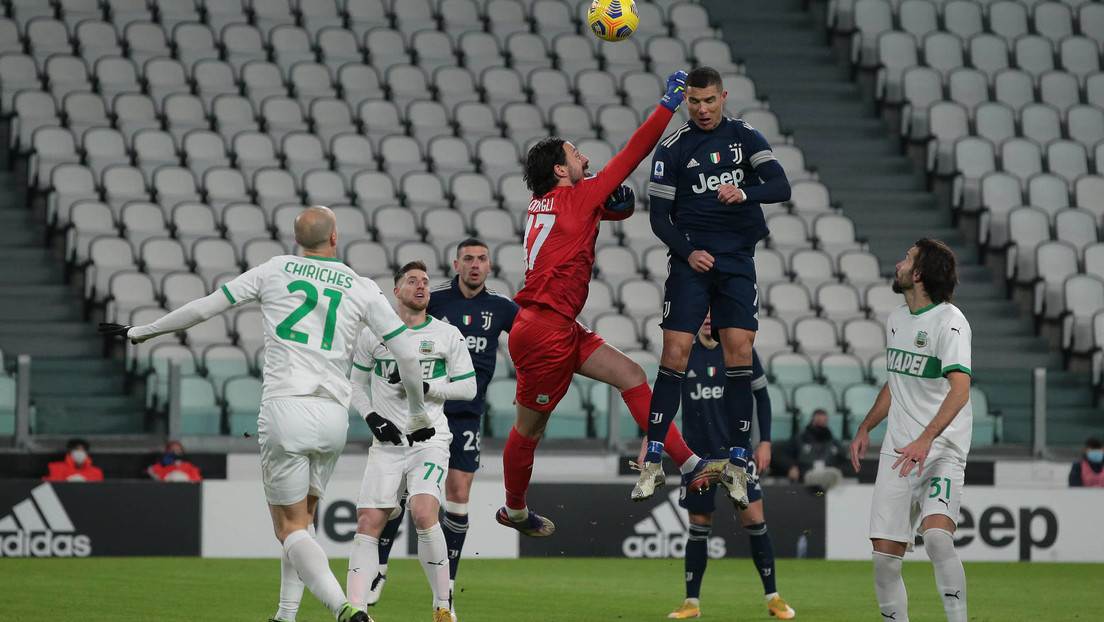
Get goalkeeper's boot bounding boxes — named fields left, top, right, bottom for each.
left=685, top=458, right=727, bottom=493
left=630, top=460, right=665, bottom=501
left=337, top=603, right=373, bottom=622
left=766, top=594, right=796, bottom=619
left=668, top=600, right=701, bottom=619
left=433, top=608, right=453, bottom=622
left=365, top=571, right=386, bottom=605
left=495, top=506, right=555, bottom=537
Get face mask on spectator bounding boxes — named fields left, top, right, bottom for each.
left=70, top=449, right=87, bottom=466
left=1087, top=450, right=1104, bottom=464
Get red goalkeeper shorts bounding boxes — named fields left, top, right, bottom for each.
left=509, top=306, right=606, bottom=412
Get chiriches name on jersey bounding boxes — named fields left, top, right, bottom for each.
left=283, top=260, right=354, bottom=289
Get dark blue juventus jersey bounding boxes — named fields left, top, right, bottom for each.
left=679, top=343, right=769, bottom=459
left=427, top=277, right=519, bottom=418
left=648, top=116, right=775, bottom=252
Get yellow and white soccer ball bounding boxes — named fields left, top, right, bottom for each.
left=587, top=0, right=639, bottom=42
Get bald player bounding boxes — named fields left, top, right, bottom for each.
left=100, top=206, right=435, bottom=622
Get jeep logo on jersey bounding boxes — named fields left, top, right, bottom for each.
left=464, top=335, right=488, bottom=353
left=0, top=483, right=91, bottom=557
left=690, top=171, right=745, bottom=194
left=653, top=160, right=664, bottom=179
left=688, top=383, right=723, bottom=400
left=419, top=340, right=435, bottom=354
left=915, top=331, right=928, bottom=348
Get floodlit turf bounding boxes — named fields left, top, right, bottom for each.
left=2, top=557, right=1102, bottom=620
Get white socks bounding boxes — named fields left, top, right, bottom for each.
left=275, top=524, right=314, bottom=621
left=347, top=533, right=380, bottom=610
left=872, top=551, right=909, bottom=622
left=417, top=523, right=451, bottom=610
left=283, top=529, right=348, bottom=618
left=678, top=455, right=701, bottom=474
left=924, top=529, right=968, bottom=622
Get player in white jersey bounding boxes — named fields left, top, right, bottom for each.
left=346, top=260, right=476, bottom=622
left=99, top=206, right=434, bottom=622
left=849, top=238, right=972, bottom=622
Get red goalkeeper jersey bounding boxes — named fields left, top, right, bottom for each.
left=514, top=105, right=674, bottom=320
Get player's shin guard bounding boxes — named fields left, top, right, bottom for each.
left=622, top=383, right=696, bottom=468
left=503, top=427, right=540, bottom=510
left=275, top=524, right=313, bottom=621
left=282, top=529, right=348, bottom=618
left=924, top=528, right=967, bottom=622
left=417, top=524, right=452, bottom=610
left=685, top=523, right=710, bottom=599
left=646, top=367, right=685, bottom=462
left=873, top=551, right=910, bottom=622
left=724, top=366, right=754, bottom=462
left=441, top=508, right=469, bottom=580
left=746, top=522, right=777, bottom=595
left=347, top=533, right=379, bottom=610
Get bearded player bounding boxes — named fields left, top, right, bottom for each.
left=495, top=69, right=727, bottom=537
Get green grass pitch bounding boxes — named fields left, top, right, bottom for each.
left=3, top=557, right=1102, bottom=620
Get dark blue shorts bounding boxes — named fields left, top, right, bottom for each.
left=447, top=416, right=481, bottom=473
left=678, top=458, right=762, bottom=513
left=661, top=253, right=758, bottom=334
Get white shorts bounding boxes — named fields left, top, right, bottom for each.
left=258, top=396, right=348, bottom=506
left=357, top=440, right=450, bottom=510
left=869, top=453, right=965, bottom=548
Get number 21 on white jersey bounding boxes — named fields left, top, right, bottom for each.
left=524, top=213, right=556, bottom=270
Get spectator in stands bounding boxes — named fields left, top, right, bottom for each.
left=43, top=438, right=104, bottom=482
left=786, top=409, right=845, bottom=490
left=147, top=440, right=202, bottom=482
left=1069, top=437, right=1104, bottom=487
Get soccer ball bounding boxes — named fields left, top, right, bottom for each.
left=587, top=0, right=639, bottom=42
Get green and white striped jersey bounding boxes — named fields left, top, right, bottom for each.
left=221, top=255, right=406, bottom=405
left=883, top=302, right=973, bottom=462
left=352, top=316, right=475, bottom=434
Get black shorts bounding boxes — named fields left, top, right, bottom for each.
left=447, top=415, right=481, bottom=473
left=678, top=458, right=762, bottom=513
left=661, top=253, right=758, bottom=334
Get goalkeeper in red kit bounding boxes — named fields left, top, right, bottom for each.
left=495, top=70, right=727, bottom=537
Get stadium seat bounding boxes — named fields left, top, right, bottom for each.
left=67, top=201, right=117, bottom=264
left=119, top=201, right=171, bottom=248
left=817, top=282, right=864, bottom=322
left=179, top=375, right=222, bottom=435
left=1062, top=274, right=1104, bottom=355
left=792, top=316, right=840, bottom=358
left=790, top=248, right=836, bottom=288
left=837, top=250, right=884, bottom=289
left=161, top=271, right=208, bottom=312
left=203, top=169, right=254, bottom=215
left=105, top=270, right=158, bottom=324
left=1032, top=240, right=1079, bottom=319
left=766, top=282, right=814, bottom=326
left=843, top=318, right=886, bottom=361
